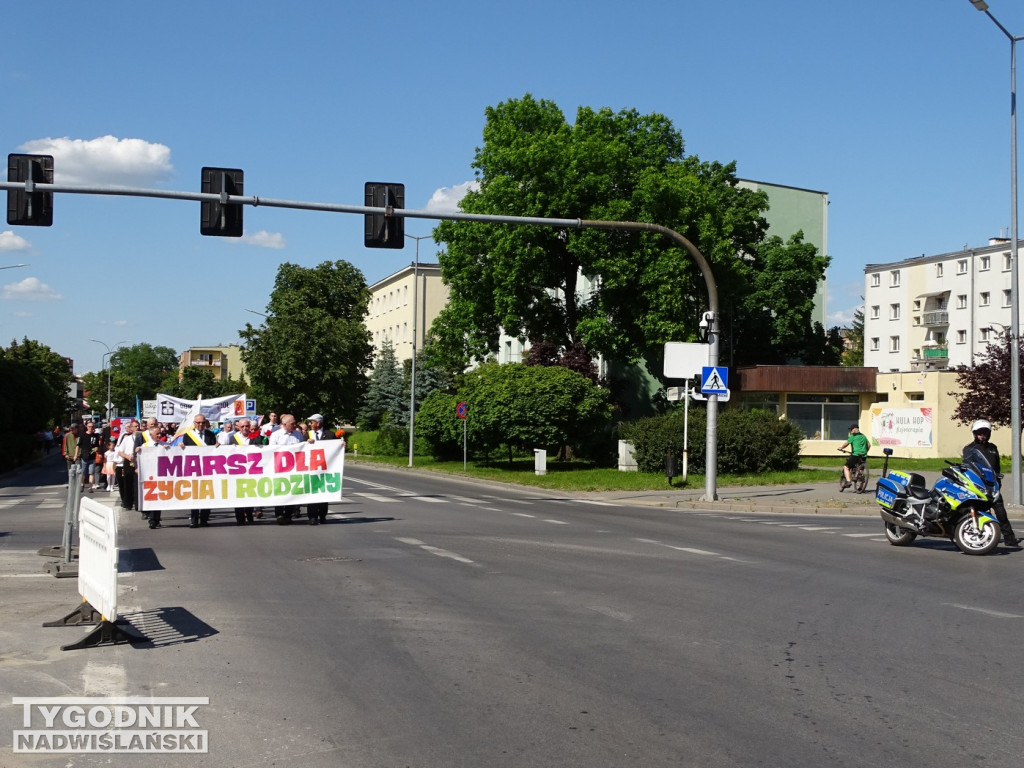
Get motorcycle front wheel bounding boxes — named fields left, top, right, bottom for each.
left=953, top=514, right=1000, bottom=556
left=884, top=521, right=917, bottom=546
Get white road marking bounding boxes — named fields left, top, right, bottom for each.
left=396, top=537, right=475, bottom=565
left=577, top=500, right=617, bottom=507
left=843, top=533, right=882, bottom=537
left=542, top=519, right=569, bottom=525
left=353, top=493, right=399, bottom=503
left=511, top=512, right=535, bottom=518
left=945, top=603, right=1024, bottom=619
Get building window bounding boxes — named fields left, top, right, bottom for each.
left=981, top=328, right=992, bottom=342
left=956, top=329, right=967, bottom=344
left=889, top=303, right=900, bottom=320
left=870, top=337, right=880, bottom=351
left=870, top=273, right=880, bottom=287
left=1004, top=289, right=1012, bottom=307
left=785, top=395, right=860, bottom=440
left=890, top=336, right=900, bottom=352
left=956, top=294, right=967, bottom=310
left=913, top=299, right=922, bottom=311
left=907, top=392, right=924, bottom=401
left=980, top=255, right=991, bottom=271
left=870, top=305, right=880, bottom=320
left=1004, top=253, right=1013, bottom=271
left=957, top=259, right=968, bottom=275
left=890, top=270, right=901, bottom=287
left=979, top=291, right=990, bottom=307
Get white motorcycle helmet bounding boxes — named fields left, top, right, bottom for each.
left=971, top=419, right=992, bottom=434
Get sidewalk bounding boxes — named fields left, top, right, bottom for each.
left=586, top=480, right=881, bottom=516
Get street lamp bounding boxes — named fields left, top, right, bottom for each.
left=968, top=0, right=1024, bottom=505
left=404, top=232, right=433, bottom=467
left=90, top=339, right=127, bottom=422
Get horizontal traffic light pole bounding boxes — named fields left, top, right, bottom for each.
left=0, top=176, right=724, bottom=501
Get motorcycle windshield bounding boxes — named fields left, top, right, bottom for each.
left=963, top=445, right=999, bottom=493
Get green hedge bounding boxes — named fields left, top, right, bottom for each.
left=620, top=408, right=802, bottom=474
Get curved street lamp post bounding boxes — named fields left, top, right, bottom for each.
left=89, top=339, right=127, bottom=422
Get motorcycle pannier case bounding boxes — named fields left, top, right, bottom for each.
left=875, top=471, right=912, bottom=512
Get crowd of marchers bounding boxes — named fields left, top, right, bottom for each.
left=59, top=412, right=345, bottom=531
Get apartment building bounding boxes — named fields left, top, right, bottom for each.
left=366, top=263, right=448, bottom=363
left=863, top=238, right=1021, bottom=372
left=179, top=344, right=245, bottom=381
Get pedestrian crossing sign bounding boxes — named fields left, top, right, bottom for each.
left=701, top=366, right=729, bottom=395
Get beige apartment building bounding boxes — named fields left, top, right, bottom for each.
left=366, top=263, right=448, bottom=363
left=179, top=344, right=246, bottom=381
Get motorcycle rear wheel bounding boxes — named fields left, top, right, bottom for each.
left=953, top=514, right=1000, bottom=556
left=884, top=521, right=917, bottom=546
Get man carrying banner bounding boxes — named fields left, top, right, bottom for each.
left=137, top=418, right=166, bottom=528
left=181, top=414, right=217, bottom=528
left=232, top=419, right=260, bottom=525
left=269, top=414, right=303, bottom=525
left=304, top=413, right=335, bottom=525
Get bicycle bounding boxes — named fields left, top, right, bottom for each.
left=838, top=446, right=869, bottom=494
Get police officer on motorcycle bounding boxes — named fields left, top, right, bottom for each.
left=964, top=419, right=1020, bottom=548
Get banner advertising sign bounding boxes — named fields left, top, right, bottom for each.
left=135, top=442, right=345, bottom=511
left=870, top=407, right=933, bottom=447
left=155, top=393, right=251, bottom=424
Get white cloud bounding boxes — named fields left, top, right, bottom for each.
left=2, top=276, right=62, bottom=301
left=239, top=230, right=286, bottom=249
left=18, top=135, right=174, bottom=186
left=425, top=181, right=478, bottom=214
left=0, top=231, right=31, bottom=252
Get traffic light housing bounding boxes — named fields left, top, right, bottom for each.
left=364, top=182, right=404, bottom=248
left=200, top=167, right=244, bottom=237
left=7, top=154, right=54, bottom=227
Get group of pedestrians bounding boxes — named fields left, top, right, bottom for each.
left=110, top=412, right=341, bottom=530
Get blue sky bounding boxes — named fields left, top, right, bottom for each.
left=2, top=0, right=1022, bottom=376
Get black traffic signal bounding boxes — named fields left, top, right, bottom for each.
left=200, top=167, right=244, bottom=237
left=364, top=182, right=405, bottom=248
left=7, top=154, right=54, bottom=227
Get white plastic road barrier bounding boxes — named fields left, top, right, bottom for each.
left=77, top=497, right=118, bottom=622
left=43, top=497, right=147, bottom=651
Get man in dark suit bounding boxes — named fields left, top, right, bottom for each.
left=182, top=414, right=217, bottom=528
left=304, top=413, right=334, bottom=525
left=231, top=419, right=259, bottom=525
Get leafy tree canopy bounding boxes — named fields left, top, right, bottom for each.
left=2, top=337, right=75, bottom=426
left=432, top=94, right=782, bottom=371
left=240, top=260, right=373, bottom=422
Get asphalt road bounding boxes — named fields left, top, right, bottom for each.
left=3, top=456, right=1024, bottom=767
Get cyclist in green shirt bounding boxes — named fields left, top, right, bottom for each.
left=839, top=423, right=870, bottom=489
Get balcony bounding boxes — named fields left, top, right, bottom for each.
left=911, top=345, right=949, bottom=371
left=921, top=310, right=949, bottom=327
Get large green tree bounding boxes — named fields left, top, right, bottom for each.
left=735, top=232, right=837, bottom=364
left=105, top=343, right=180, bottom=413
left=240, top=260, right=373, bottom=422
left=432, top=95, right=774, bottom=371
left=2, top=337, right=75, bottom=426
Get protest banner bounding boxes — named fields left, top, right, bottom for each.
left=135, top=441, right=345, bottom=511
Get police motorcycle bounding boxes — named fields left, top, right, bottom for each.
left=874, top=445, right=1003, bottom=556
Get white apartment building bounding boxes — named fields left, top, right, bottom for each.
left=366, top=263, right=448, bottom=363
left=863, top=238, right=1021, bottom=372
